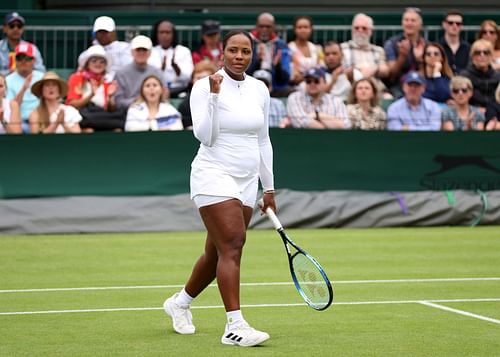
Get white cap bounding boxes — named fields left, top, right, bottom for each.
left=78, top=45, right=109, bottom=69
left=131, top=35, right=152, bottom=50
left=93, top=16, right=116, bottom=32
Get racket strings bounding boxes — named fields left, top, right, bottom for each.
left=292, top=253, right=331, bottom=309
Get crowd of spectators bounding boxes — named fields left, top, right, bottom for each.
left=1, top=9, right=499, bottom=134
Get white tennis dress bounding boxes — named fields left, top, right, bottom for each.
left=189, top=68, right=274, bottom=207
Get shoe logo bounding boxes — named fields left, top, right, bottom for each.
left=225, top=332, right=243, bottom=342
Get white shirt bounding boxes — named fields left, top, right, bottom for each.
left=190, top=68, right=274, bottom=194
left=150, top=45, right=193, bottom=91
left=0, top=98, right=12, bottom=134
left=125, top=101, right=183, bottom=131
left=50, top=104, right=82, bottom=134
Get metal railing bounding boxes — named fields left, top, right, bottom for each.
left=23, top=24, right=481, bottom=70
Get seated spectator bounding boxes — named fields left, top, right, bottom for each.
left=460, top=39, right=500, bottom=112
left=125, top=74, right=182, bottom=131
left=66, top=45, right=125, bottom=132
left=150, top=19, right=193, bottom=98
left=0, top=12, right=45, bottom=76
left=288, top=16, right=324, bottom=87
left=114, top=35, right=165, bottom=111
left=384, top=7, right=427, bottom=98
left=347, top=78, right=386, bottom=130
left=78, top=16, right=132, bottom=79
left=442, top=76, right=485, bottom=131
left=247, top=12, right=293, bottom=97
left=5, top=42, right=44, bottom=133
left=253, top=69, right=290, bottom=128
left=322, top=41, right=361, bottom=102
left=439, top=10, right=470, bottom=74
left=29, top=71, right=81, bottom=134
left=192, top=19, right=223, bottom=69
left=0, top=73, right=21, bottom=134
left=387, top=71, right=441, bottom=131
left=420, top=43, right=454, bottom=105
left=287, top=67, right=350, bottom=129
left=477, top=20, right=500, bottom=70
left=485, top=83, right=500, bottom=130
left=177, top=60, right=217, bottom=129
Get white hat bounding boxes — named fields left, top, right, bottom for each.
left=78, top=45, right=109, bottom=69
left=131, top=35, right=152, bottom=50
left=93, top=16, right=115, bottom=32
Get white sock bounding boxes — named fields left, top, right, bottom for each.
left=226, top=310, right=244, bottom=326
left=175, top=288, right=194, bottom=306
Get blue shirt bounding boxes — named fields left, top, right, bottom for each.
left=6, top=70, right=44, bottom=121
left=387, top=97, right=442, bottom=131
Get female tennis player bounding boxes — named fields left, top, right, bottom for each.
left=163, top=30, right=276, bottom=347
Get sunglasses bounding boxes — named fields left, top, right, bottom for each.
left=473, top=49, right=491, bottom=56
left=8, top=22, right=23, bottom=29
left=481, top=30, right=497, bottom=35
left=305, top=78, right=320, bottom=84
left=452, top=88, right=470, bottom=94
left=15, top=54, right=34, bottom=61
left=446, top=20, right=463, bottom=26
left=425, top=50, right=441, bottom=57
left=353, top=26, right=369, bottom=31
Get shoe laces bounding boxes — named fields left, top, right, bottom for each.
left=172, top=302, right=193, bottom=327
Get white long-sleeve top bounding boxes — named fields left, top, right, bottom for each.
left=190, top=68, right=274, bottom=192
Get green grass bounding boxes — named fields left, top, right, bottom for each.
left=1, top=227, right=499, bottom=356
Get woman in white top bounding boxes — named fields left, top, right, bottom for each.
left=29, top=72, right=82, bottom=134
left=125, top=75, right=183, bottom=131
left=163, top=31, right=275, bottom=348
left=0, top=74, right=22, bottom=134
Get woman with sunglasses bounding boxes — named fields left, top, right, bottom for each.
left=460, top=39, right=500, bottom=112
left=442, top=76, right=485, bottom=131
left=476, top=20, right=500, bottom=70
left=419, top=42, right=454, bottom=105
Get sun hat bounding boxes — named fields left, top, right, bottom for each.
left=31, top=71, right=68, bottom=98
left=78, top=44, right=108, bottom=69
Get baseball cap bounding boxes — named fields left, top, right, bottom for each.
left=15, top=42, right=34, bottom=57
left=404, top=71, right=426, bottom=85
left=93, top=16, right=116, bottom=32
left=304, top=67, right=325, bottom=80
left=253, top=69, right=272, bottom=85
left=131, top=35, right=152, bottom=50
left=201, top=20, right=220, bottom=36
left=4, top=12, right=25, bottom=25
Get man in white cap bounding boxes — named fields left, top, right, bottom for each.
left=78, top=16, right=132, bottom=79
left=114, top=35, right=165, bottom=111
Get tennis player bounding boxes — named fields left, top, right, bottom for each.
left=163, top=30, right=276, bottom=347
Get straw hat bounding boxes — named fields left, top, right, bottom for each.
left=78, top=44, right=109, bottom=69
left=31, top=71, right=68, bottom=98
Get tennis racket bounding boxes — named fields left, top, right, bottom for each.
left=258, top=200, right=333, bottom=311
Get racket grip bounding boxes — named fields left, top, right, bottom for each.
left=257, top=198, right=283, bottom=230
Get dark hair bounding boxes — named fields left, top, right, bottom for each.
left=422, top=42, right=454, bottom=78
left=291, top=16, right=314, bottom=42
left=323, top=40, right=340, bottom=49
left=150, top=19, right=178, bottom=47
left=443, top=9, right=463, bottom=21
left=348, top=78, right=380, bottom=107
left=222, top=30, right=253, bottom=50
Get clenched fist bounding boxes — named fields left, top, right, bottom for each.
left=209, top=74, right=223, bottom=94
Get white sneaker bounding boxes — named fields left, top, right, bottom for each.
left=163, top=293, right=196, bottom=334
left=221, top=321, right=270, bottom=347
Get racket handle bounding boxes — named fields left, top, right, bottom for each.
left=258, top=198, right=283, bottom=230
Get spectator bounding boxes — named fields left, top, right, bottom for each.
left=288, top=16, right=324, bottom=87
left=5, top=42, right=44, bottom=133
left=79, top=16, right=132, bottom=79
left=177, top=60, right=217, bottom=129
left=341, top=13, right=390, bottom=88
left=322, top=41, right=361, bottom=102
left=485, top=83, right=500, bottom=130
left=66, top=45, right=125, bottom=132
left=192, top=19, right=223, bottom=69
left=253, top=69, right=290, bottom=128
left=114, top=35, right=165, bottom=111
left=384, top=7, right=426, bottom=98
left=460, top=39, right=500, bottom=111
left=247, top=12, right=292, bottom=97
left=0, top=12, right=45, bottom=76
left=29, top=71, right=82, bottom=134
left=287, top=67, right=350, bottom=129
left=438, top=10, right=470, bottom=74
left=125, top=74, right=182, bottom=131
left=420, top=43, right=454, bottom=105
left=347, top=78, right=386, bottom=130
left=150, top=19, right=193, bottom=98
left=0, top=73, right=21, bottom=134
left=442, top=76, right=485, bottom=131
left=387, top=71, right=441, bottom=131
left=476, top=20, right=500, bottom=70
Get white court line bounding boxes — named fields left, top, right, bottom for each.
left=1, top=298, right=499, bottom=316
left=419, top=301, right=500, bottom=325
left=1, top=277, right=499, bottom=294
